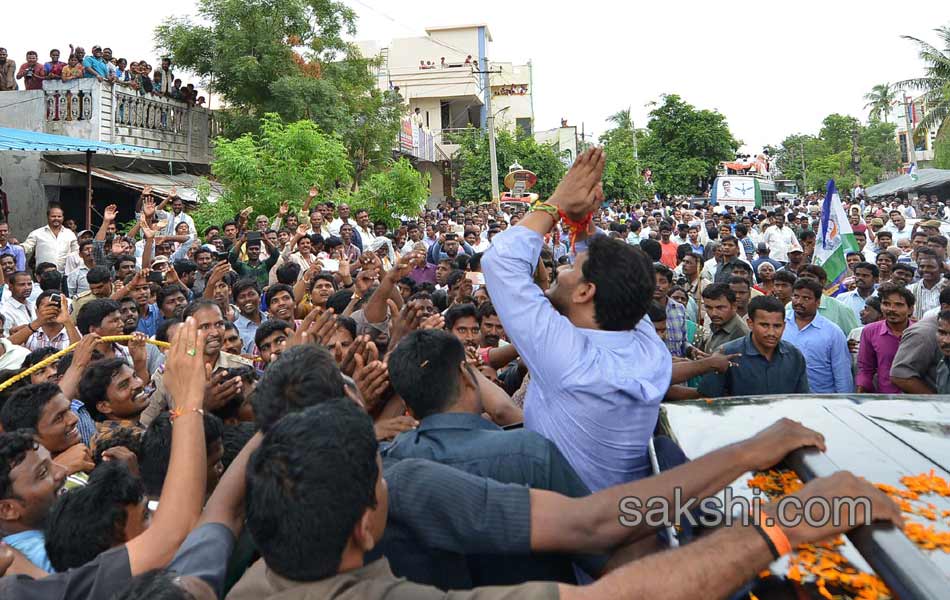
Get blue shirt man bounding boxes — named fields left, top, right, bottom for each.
left=135, top=303, right=162, bottom=337
left=781, top=279, right=853, bottom=393
left=483, top=226, right=671, bottom=491
left=82, top=54, right=109, bottom=79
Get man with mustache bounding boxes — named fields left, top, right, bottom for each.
left=139, top=300, right=251, bottom=427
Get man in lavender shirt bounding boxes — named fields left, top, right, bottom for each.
left=483, top=149, right=671, bottom=491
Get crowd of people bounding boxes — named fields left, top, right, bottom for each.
left=0, top=46, right=205, bottom=106
left=0, top=148, right=922, bottom=598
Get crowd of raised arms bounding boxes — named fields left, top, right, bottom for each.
left=0, top=148, right=929, bottom=599
left=0, top=46, right=205, bottom=106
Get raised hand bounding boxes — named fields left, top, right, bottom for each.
left=419, top=312, right=445, bottom=330
left=308, top=185, right=319, bottom=198
left=296, top=224, right=310, bottom=237
left=547, top=147, right=606, bottom=221
left=354, top=357, right=390, bottom=414
left=279, top=201, right=290, bottom=217
left=165, top=317, right=208, bottom=412
left=103, top=204, right=118, bottom=222
left=72, top=333, right=102, bottom=369
left=142, top=196, right=156, bottom=219
left=127, top=331, right=148, bottom=364
left=339, top=334, right=369, bottom=376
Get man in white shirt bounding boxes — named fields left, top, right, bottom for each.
left=883, top=210, right=912, bottom=243
left=0, top=271, right=35, bottom=335
left=160, top=196, right=197, bottom=237
left=901, top=198, right=917, bottom=218
left=21, top=203, right=78, bottom=272
left=763, top=212, right=796, bottom=263
left=352, top=208, right=376, bottom=248
left=328, top=203, right=355, bottom=237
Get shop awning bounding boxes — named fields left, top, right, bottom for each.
left=45, top=160, right=222, bottom=204
left=0, top=127, right=161, bottom=154
left=866, top=169, right=950, bottom=197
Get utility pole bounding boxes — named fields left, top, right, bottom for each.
left=800, top=140, right=807, bottom=193
left=850, top=124, right=861, bottom=185
left=629, top=105, right=639, bottom=164
left=902, top=94, right=915, bottom=171
left=473, top=60, right=504, bottom=204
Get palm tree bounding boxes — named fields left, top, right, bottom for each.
left=863, top=83, right=897, bottom=122
left=896, top=26, right=950, bottom=136
left=607, top=108, right=633, bottom=131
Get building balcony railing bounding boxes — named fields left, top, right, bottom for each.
left=29, top=79, right=213, bottom=164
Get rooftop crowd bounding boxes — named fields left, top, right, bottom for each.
left=0, top=45, right=206, bottom=106
left=0, top=148, right=924, bottom=598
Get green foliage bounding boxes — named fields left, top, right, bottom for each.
left=453, top=129, right=566, bottom=202
left=935, top=134, right=950, bottom=169
left=773, top=115, right=900, bottom=193
left=637, top=94, right=740, bottom=196
left=599, top=109, right=653, bottom=202
left=190, top=114, right=351, bottom=232
left=864, top=83, right=897, bottom=123
left=155, top=0, right=402, bottom=183
left=896, top=25, right=950, bottom=135
left=353, top=158, right=430, bottom=227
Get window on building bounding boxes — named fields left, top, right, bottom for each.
left=516, top=118, right=532, bottom=137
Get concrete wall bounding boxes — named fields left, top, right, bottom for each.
left=0, top=152, right=47, bottom=237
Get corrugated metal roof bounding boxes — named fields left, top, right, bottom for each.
left=866, top=169, right=950, bottom=197
left=46, top=161, right=222, bottom=204
left=0, top=127, right=161, bottom=154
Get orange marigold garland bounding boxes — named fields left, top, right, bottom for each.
left=748, top=468, right=950, bottom=599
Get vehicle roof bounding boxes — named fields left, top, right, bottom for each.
left=658, top=394, right=950, bottom=589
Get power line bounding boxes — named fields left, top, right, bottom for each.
left=348, top=0, right=478, bottom=59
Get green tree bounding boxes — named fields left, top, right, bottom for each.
left=453, top=129, right=565, bottom=202
left=934, top=134, right=950, bottom=169
left=818, top=114, right=861, bottom=155
left=638, top=94, right=740, bottom=196
left=353, top=158, right=430, bottom=227
left=599, top=109, right=653, bottom=202
left=896, top=25, right=950, bottom=135
left=155, top=0, right=402, bottom=184
left=191, top=114, right=351, bottom=232
left=864, top=83, right=898, bottom=122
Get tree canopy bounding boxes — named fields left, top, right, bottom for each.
left=353, top=158, right=431, bottom=228
left=190, top=114, right=351, bottom=232
left=637, top=94, right=740, bottom=196
left=772, top=114, right=900, bottom=193
left=598, top=109, right=653, bottom=202
left=155, top=0, right=402, bottom=187
left=896, top=25, right=950, bottom=136
left=452, top=129, right=565, bottom=202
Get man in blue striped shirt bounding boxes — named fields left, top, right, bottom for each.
left=483, top=149, right=671, bottom=491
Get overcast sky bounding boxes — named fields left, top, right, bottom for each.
left=4, top=1, right=947, bottom=153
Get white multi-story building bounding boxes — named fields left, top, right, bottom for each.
left=356, top=24, right=534, bottom=202
left=894, top=93, right=940, bottom=167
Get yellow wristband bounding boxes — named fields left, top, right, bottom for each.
left=530, top=201, right=559, bottom=220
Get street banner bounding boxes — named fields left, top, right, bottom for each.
left=709, top=176, right=761, bottom=211
left=815, top=179, right=859, bottom=290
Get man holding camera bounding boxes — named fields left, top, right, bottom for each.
left=6, top=289, right=81, bottom=351
left=15, top=51, right=46, bottom=91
